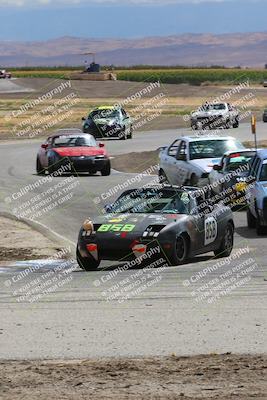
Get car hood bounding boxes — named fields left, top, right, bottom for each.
left=94, top=213, right=188, bottom=233
left=190, top=158, right=221, bottom=173
left=52, top=147, right=106, bottom=157
left=93, top=118, right=118, bottom=126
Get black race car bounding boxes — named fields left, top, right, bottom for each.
left=77, top=186, right=234, bottom=270
left=82, top=106, right=133, bottom=140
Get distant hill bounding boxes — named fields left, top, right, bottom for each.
left=1, top=33, right=267, bottom=67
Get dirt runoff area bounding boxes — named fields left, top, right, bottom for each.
left=111, top=150, right=159, bottom=174
left=0, top=216, right=62, bottom=261
left=1, top=354, right=266, bottom=400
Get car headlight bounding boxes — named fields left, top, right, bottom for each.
left=142, top=225, right=165, bottom=238
left=82, top=219, right=94, bottom=237
left=235, top=182, right=247, bottom=192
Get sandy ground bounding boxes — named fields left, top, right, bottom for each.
left=0, top=216, right=63, bottom=261
left=111, top=150, right=159, bottom=173
left=0, top=78, right=265, bottom=139
left=1, top=354, right=266, bottom=400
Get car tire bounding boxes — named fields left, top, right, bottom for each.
left=76, top=247, right=100, bottom=271
left=101, top=161, right=111, bottom=176
left=256, top=215, right=266, bottom=235
left=36, top=158, right=45, bottom=175
left=47, top=162, right=55, bottom=175
left=247, top=208, right=256, bottom=229
left=168, top=234, right=189, bottom=266
left=127, top=128, right=133, bottom=139
left=233, top=118, right=239, bottom=128
left=119, top=129, right=127, bottom=140
left=158, top=169, right=168, bottom=184
left=225, top=119, right=231, bottom=129
left=214, top=222, right=234, bottom=258
left=190, top=174, right=198, bottom=187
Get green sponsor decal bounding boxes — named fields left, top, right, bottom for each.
left=98, top=224, right=135, bottom=233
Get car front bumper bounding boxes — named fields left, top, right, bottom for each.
left=78, top=230, right=175, bottom=264
left=56, top=156, right=109, bottom=172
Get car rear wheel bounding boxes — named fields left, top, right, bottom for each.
left=214, top=222, right=234, bottom=258
left=127, top=128, right=133, bottom=139
left=119, top=129, right=127, bottom=140
left=256, top=216, right=266, bottom=236
left=168, top=234, right=189, bottom=266
left=101, top=161, right=111, bottom=176
left=233, top=118, right=239, bottom=128
left=225, top=119, right=231, bottom=129
left=76, top=247, right=100, bottom=271
left=247, top=208, right=256, bottom=229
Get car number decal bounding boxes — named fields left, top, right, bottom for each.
left=98, top=224, right=135, bottom=233
left=205, top=217, right=217, bottom=245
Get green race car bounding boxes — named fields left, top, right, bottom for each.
left=82, top=106, right=133, bottom=140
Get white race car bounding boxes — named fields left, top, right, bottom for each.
left=190, top=102, right=239, bottom=130
left=158, top=136, right=245, bottom=187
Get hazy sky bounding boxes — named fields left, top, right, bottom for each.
left=0, top=0, right=267, bottom=41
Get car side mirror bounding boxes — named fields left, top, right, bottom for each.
left=41, top=144, right=48, bottom=149
left=177, top=154, right=187, bottom=161
left=99, top=142, right=105, bottom=148
left=213, top=164, right=222, bottom=171
left=104, top=204, right=113, bottom=213
left=197, top=200, right=213, bottom=214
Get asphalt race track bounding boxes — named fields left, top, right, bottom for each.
left=0, top=125, right=266, bottom=359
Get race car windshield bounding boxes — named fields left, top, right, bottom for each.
left=259, top=164, right=267, bottom=181
left=90, top=109, right=120, bottom=120
left=224, top=152, right=255, bottom=172
left=52, top=135, right=97, bottom=147
left=208, top=104, right=226, bottom=110
left=111, top=189, right=191, bottom=214
left=189, top=140, right=243, bottom=160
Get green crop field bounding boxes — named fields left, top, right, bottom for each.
left=116, top=68, right=267, bottom=85
left=9, top=67, right=267, bottom=85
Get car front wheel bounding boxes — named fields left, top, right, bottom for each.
left=76, top=247, right=100, bottom=271
left=101, top=161, right=111, bottom=176
left=36, top=158, right=45, bottom=175
left=158, top=169, right=168, bottom=184
left=214, top=222, right=234, bottom=258
left=168, top=234, right=189, bottom=266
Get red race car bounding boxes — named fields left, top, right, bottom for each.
left=36, top=129, right=111, bottom=176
